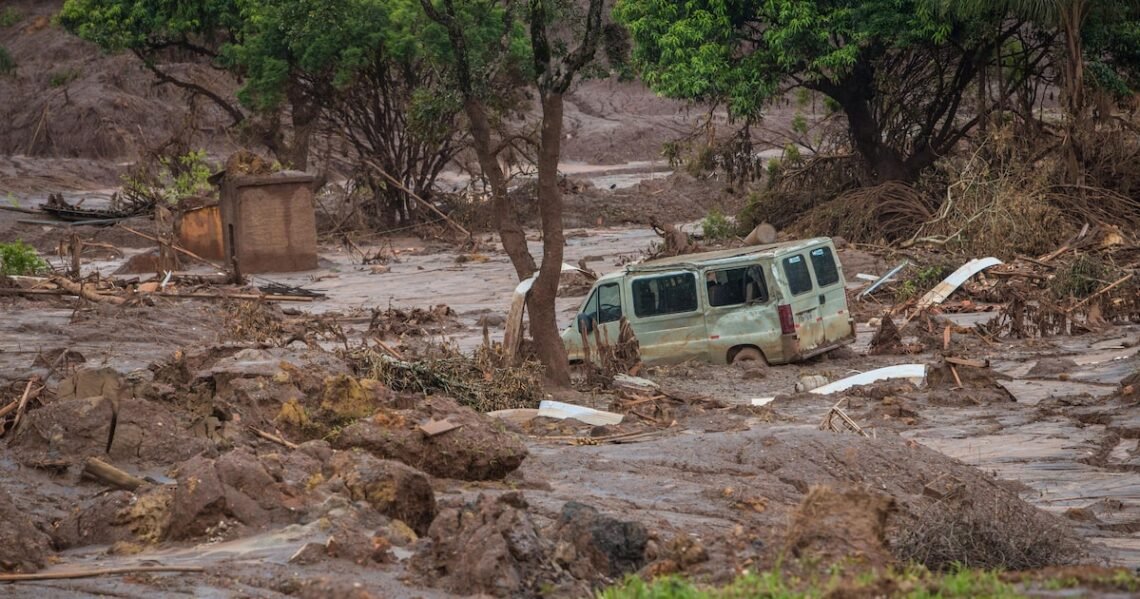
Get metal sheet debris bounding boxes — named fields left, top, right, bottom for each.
left=915, top=257, right=1002, bottom=309
left=536, top=401, right=624, bottom=426
left=809, top=364, right=927, bottom=395
left=859, top=260, right=909, bottom=299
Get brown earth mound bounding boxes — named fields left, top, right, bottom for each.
left=784, top=485, right=896, bottom=569
left=0, top=487, right=52, bottom=573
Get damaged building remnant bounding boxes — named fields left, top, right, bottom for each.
left=219, top=171, right=318, bottom=273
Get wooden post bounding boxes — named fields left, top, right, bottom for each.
left=82, top=457, right=147, bottom=491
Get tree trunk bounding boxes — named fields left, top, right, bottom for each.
left=286, top=83, right=319, bottom=171
left=530, top=91, right=571, bottom=387
left=464, top=99, right=537, bottom=280
left=841, top=96, right=912, bottom=183
left=1060, top=1, right=1088, bottom=186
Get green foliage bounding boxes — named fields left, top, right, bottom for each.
left=49, top=69, right=80, bottom=87
left=0, top=7, right=22, bottom=28
left=0, top=45, right=14, bottom=76
left=701, top=207, right=733, bottom=241
left=123, top=149, right=215, bottom=205
left=598, top=566, right=1029, bottom=599
left=0, top=241, right=49, bottom=276
left=165, top=149, right=213, bottom=200
left=1051, top=255, right=1109, bottom=299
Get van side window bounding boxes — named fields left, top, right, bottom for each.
left=582, top=282, right=623, bottom=324
left=707, top=266, right=769, bottom=307
left=783, top=254, right=813, bottom=295
left=633, top=273, right=697, bottom=317
left=809, top=246, right=839, bottom=287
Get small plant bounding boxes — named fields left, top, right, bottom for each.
left=0, top=7, right=21, bottom=28
left=701, top=207, right=733, bottom=241
left=0, top=241, right=49, bottom=276
left=164, top=149, right=213, bottom=200
left=0, top=45, right=15, bottom=77
left=49, top=68, right=79, bottom=87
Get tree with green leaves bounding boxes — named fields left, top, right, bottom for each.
left=614, top=0, right=1042, bottom=183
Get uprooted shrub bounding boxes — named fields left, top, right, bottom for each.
left=894, top=490, right=1086, bottom=571
left=354, top=345, right=543, bottom=412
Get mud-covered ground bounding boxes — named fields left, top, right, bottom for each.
left=2, top=185, right=1139, bottom=596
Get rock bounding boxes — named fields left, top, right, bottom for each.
left=0, top=488, right=52, bottom=573
left=167, top=450, right=290, bottom=540
left=784, top=485, right=895, bottom=569
left=56, top=367, right=123, bottom=401
left=551, top=502, right=648, bottom=579
left=54, top=487, right=173, bottom=549
left=10, top=395, right=208, bottom=466
left=333, top=397, right=528, bottom=481
left=323, top=450, right=436, bottom=535
left=415, top=492, right=566, bottom=597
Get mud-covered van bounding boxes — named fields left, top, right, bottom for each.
left=562, top=237, right=855, bottom=365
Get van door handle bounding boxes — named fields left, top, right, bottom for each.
left=819, top=294, right=826, bottom=305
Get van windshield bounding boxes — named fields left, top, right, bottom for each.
left=707, top=266, right=769, bottom=307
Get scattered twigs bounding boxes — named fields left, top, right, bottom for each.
left=117, top=225, right=227, bottom=271
left=6, top=376, right=43, bottom=437
left=247, top=425, right=299, bottom=450
left=363, top=159, right=471, bottom=240
left=0, top=565, right=206, bottom=582
left=82, top=457, right=147, bottom=491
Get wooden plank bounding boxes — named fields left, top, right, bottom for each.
left=945, top=356, right=989, bottom=368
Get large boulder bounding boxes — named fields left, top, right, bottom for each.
left=0, top=488, right=53, bottom=573
left=551, top=502, right=648, bottom=579
left=322, top=450, right=436, bottom=535
left=333, top=397, right=527, bottom=481
left=167, top=449, right=291, bottom=540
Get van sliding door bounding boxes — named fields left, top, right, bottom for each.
left=629, top=271, right=708, bottom=364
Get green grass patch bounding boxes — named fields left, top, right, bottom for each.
left=0, top=7, right=22, bottom=28
left=597, top=565, right=1035, bottom=599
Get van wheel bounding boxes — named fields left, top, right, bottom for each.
left=731, top=347, right=767, bottom=366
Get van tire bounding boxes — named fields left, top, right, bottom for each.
left=730, top=347, right=767, bottom=366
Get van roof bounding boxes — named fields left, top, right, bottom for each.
left=625, top=237, right=833, bottom=273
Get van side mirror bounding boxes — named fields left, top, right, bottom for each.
left=576, top=313, right=595, bottom=334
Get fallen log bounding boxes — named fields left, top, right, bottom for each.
left=50, top=276, right=126, bottom=305
left=7, top=377, right=42, bottom=437
left=82, top=457, right=147, bottom=491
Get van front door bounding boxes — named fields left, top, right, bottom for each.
left=629, top=271, right=707, bottom=364
left=575, top=281, right=625, bottom=362
left=781, top=253, right=824, bottom=353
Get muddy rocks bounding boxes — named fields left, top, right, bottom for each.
left=0, top=487, right=52, bottom=573
left=551, top=502, right=649, bottom=579
left=323, top=450, right=435, bottom=535
left=333, top=397, right=527, bottom=481
left=1028, top=357, right=1079, bottom=378
left=784, top=485, right=896, bottom=568
left=54, top=486, right=173, bottom=549
left=416, top=492, right=565, bottom=597
left=10, top=395, right=208, bottom=466
left=167, top=449, right=290, bottom=540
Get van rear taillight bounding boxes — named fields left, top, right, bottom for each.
left=778, top=304, right=795, bottom=335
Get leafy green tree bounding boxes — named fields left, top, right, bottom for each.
left=614, top=0, right=1035, bottom=182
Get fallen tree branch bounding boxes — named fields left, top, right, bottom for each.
left=50, top=276, right=126, bottom=305
left=117, top=225, right=228, bottom=272
left=363, top=159, right=471, bottom=240
left=7, top=377, right=42, bottom=436
left=1067, top=273, right=1134, bottom=314
left=247, top=425, right=298, bottom=450
left=82, top=457, right=147, bottom=491
left=0, top=565, right=206, bottom=582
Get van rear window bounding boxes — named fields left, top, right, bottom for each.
left=809, top=246, right=839, bottom=287
left=783, top=255, right=813, bottom=295
left=632, top=272, right=697, bottom=317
